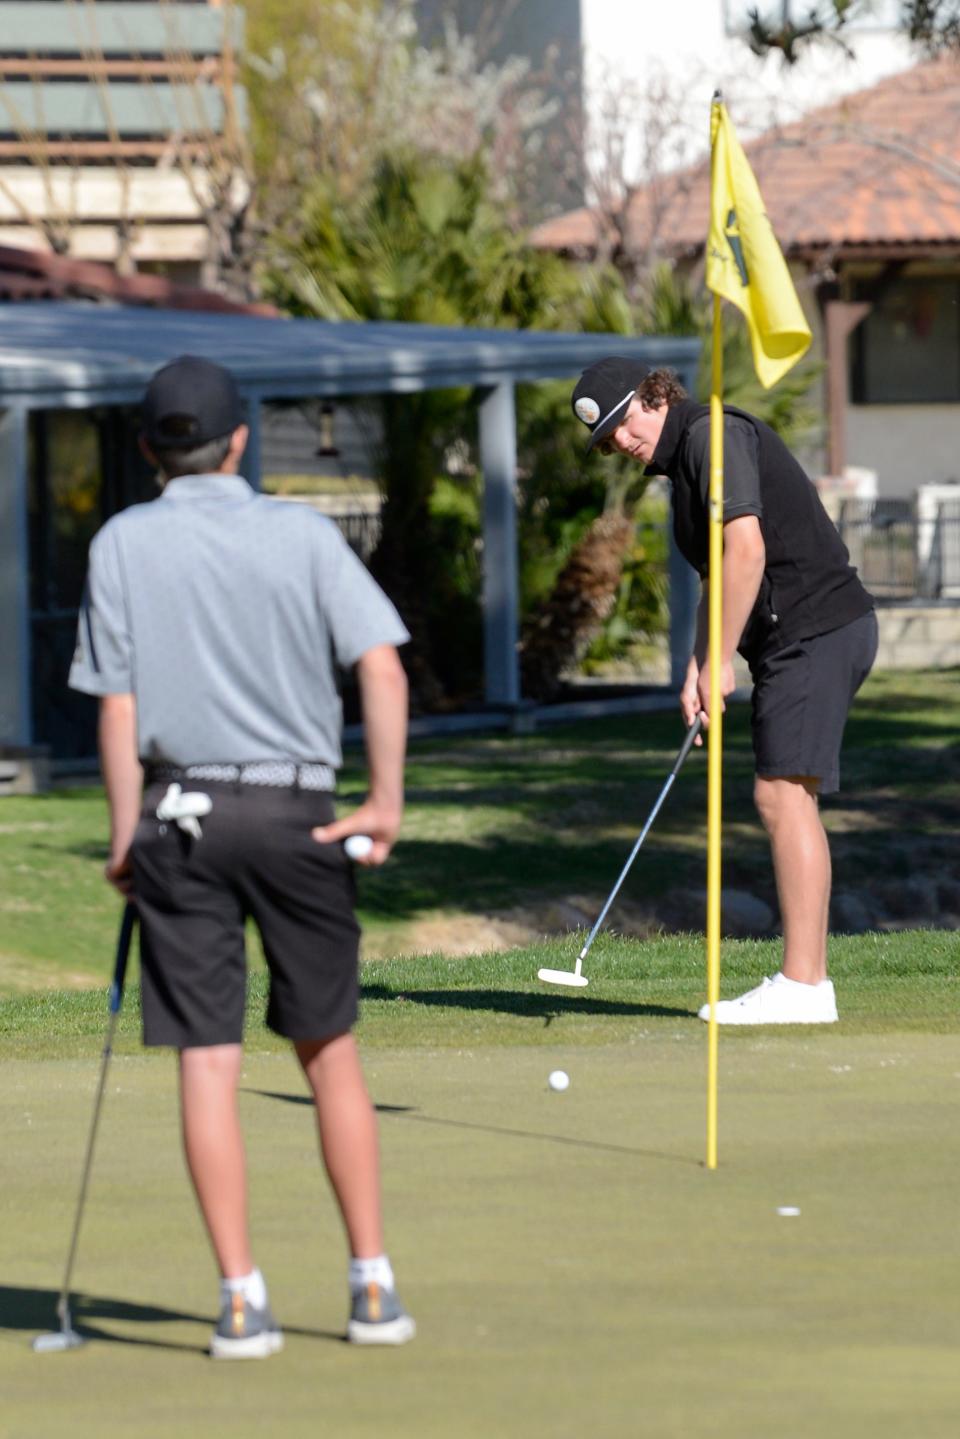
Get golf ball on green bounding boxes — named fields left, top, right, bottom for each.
left=548, top=1070, right=570, bottom=1092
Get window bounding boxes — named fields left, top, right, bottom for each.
left=28, top=405, right=157, bottom=759
left=850, top=276, right=960, bottom=405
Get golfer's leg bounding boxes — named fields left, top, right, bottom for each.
left=754, top=775, right=831, bottom=985
left=295, top=1033, right=383, bottom=1258
left=179, top=1043, right=253, bottom=1278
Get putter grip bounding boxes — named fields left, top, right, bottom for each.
left=672, top=714, right=704, bottom=775
left=108, top=904, right=137, bottom=1015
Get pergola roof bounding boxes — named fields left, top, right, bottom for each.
left=0, top=302, right=699, bottom=407
left=0, top=301, right=701, bottom=750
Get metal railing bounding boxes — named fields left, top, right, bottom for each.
left=335, top=509, right=381, bottom=561
left=835, top=499, right=960, bottom=601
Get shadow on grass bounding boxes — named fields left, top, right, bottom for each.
left=4, top=1285, right=342, bottom=1354
left=359, top=984, right=695, bottom=1022
left=245, top=1091, right=701, bottom=1168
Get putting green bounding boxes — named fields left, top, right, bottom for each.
left=2, top=1032, right=957, bottom=1438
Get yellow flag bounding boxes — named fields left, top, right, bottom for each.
left=706, top=99, right=811, bottom=388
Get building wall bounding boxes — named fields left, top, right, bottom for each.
left=845, top=405, right=960, bottom=499
left=261, top=402, right=377, bottom=485
left=414, top=0, right=585, bottom=217
left=0, top=1, right=247, bottom=274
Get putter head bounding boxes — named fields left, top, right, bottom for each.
left=32, top=1328, right=86, bottom=1353
left=537, top=966, right=589, bottom=989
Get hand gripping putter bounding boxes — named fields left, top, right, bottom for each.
left=33, top=903, right=137, bottom=1354
left=538, top=716, right=703, bottom=989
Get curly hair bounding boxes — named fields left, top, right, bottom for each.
left=595, top=366, right=688, bottom=454
left=635, top=367, right=688, bottom=409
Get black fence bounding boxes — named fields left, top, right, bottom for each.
left=332, top=497, right=960, bottom=608
left=834, top=499, right=960, bottom=601
left=336, top=509, right=381, bottom=561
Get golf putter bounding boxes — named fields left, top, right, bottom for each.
left=538, top=715, right=703, bottom=988
left=33, top=903, right=137, bottom=1353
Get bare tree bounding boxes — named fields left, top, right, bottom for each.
left=245, top=0, right=559, bottom=237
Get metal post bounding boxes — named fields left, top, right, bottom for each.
left=0, top=406, right=31, bottom=746
left=478, top=382, right=520, bottom=708
left=241, top=390, right=262, bottom=491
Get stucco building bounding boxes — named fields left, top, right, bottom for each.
left=0, top=1, right=247, bottom=284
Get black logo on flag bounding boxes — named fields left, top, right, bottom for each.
left=724, top=209, right=749, bottom=287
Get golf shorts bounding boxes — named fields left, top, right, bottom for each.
left=131, top=781, right=360, bottom=1048
left=749, top=610, right=878, bottom=795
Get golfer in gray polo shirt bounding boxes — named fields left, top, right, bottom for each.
left=70, top=354, right=415, bottom=1356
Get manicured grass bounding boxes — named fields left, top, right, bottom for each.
left=1, top=668, right=958, bottom=993
left=3, top=1033, right=958, bottom=1438
left=3, top=668, right=957, bottom=1437
left=1, top=930, right=956, bottom=1062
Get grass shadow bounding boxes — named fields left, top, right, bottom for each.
left=4, top=1285, right=342, bottom=1353
left=245, top=1091, right=700, bottom=1168
left=360, top=984, right=695, bottom=1021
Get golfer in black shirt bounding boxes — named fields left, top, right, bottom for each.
left=572, top=360, right=877, bottom=1025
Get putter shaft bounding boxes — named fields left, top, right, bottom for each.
left=578, top=715, right=703, bottom=963
left=36, top=904, right=135, bottom=1353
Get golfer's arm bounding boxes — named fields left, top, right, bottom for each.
left=355, top=645, right=408, bottom=820
left=98, top=693, right=143, bottom=857
left=716, top=516, right=766, bottom=663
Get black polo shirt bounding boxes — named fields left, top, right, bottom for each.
left=649, top=399, right=874, bottom=665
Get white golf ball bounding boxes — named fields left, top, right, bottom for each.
left=344, top=834, right=374, bottom=860
left=548, top=1070, right=570, bottom=1092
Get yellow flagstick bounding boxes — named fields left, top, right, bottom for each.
left=704, top=90, right=812, bottom=1168
left=706, top=281, right=723, bottom=1171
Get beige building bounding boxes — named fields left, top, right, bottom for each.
left=0, top=1, right=248, bottom=284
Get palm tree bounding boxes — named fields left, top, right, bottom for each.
left=269, top=154, right=581, bottom=704
left=517, top=262, right=821, bottom=696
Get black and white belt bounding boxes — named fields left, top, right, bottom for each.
left=147, top=761, right=336, bottom=792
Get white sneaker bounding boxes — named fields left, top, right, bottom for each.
left=698, top=974, right=839, bottom=1026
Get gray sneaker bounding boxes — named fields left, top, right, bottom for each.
left=209, top=1293, right=284, bottom=1360
left=347, top=1283, right=416, bottom=1346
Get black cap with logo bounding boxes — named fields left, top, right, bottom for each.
left=141, top=354, right=243, bottom=449
left=571, top=356, right=648, bottom=451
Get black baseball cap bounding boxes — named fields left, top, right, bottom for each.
left=571, top=357, right=648, bottom=451
left=141, top=354, right=243, bottom=448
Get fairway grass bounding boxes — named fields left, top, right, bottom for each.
left=2, top=668, right=958, bottom=992
left=2, top=930, right=957, bottom=1061
left=2, top=668, right=957, bottom=1434
left=3, top=1031, right=958, bottom=1439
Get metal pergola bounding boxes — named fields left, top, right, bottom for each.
left=0, top=303, right=700, bottom=751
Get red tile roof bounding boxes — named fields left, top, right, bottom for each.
left=0, top=244, right=277, bottom=313
left=531, top=58, right=960, bottom=259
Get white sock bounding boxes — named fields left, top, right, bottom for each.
left=349, top=1255, right=395, bottom=1295
left=772, top=973, right=817, bottom=989
left=221, top=1267, right=268, bottom=1310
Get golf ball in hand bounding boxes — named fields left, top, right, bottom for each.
left=548, top=1070, right=570, bottom=1092
left=344, top=834, right=374, bottom=860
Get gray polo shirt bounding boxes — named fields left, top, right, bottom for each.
left=69, top=475, right=409, bottom=769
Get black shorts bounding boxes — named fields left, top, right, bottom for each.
left=131, top=781, right=360, bottom=1048
left=749, top=610, right=878, bottom=794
